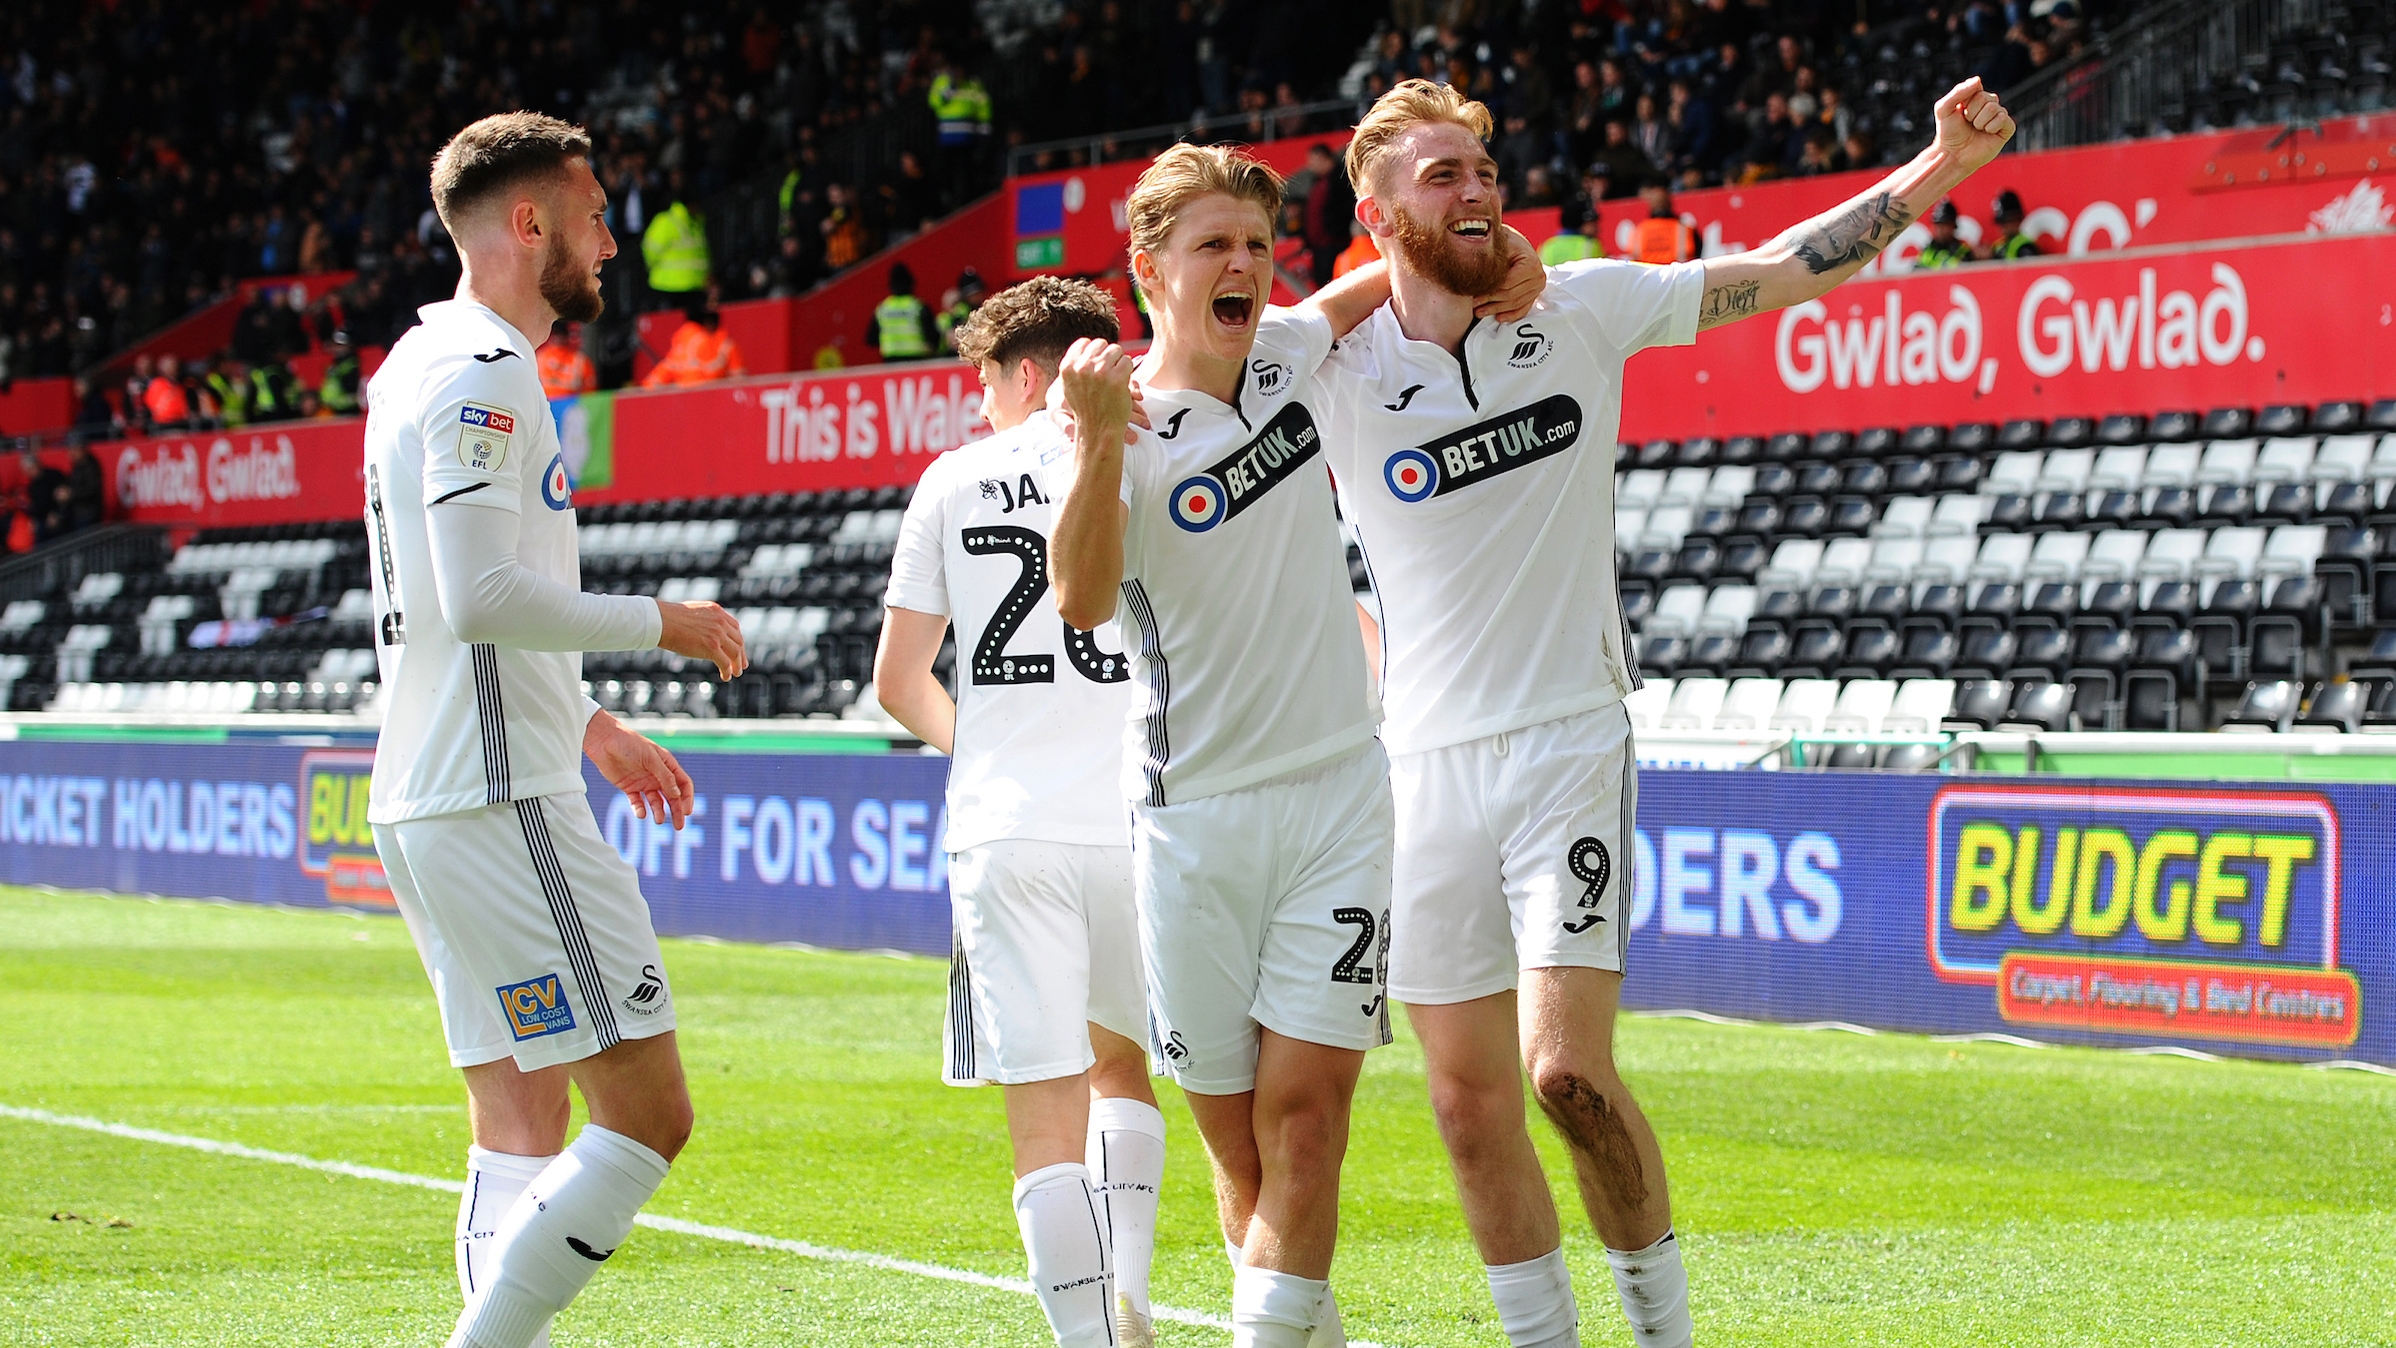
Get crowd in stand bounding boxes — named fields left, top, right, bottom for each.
left=0, top=0, right=2120, bottom=454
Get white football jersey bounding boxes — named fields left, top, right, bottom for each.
left=1316, top=259, right=1703, bottom=755
left=886, top=416, right=1137, bottom=852
left=366, top=300, right=653, bottom=823
left=1084, top=306, right=1380, bottom=806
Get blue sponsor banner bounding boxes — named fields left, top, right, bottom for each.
left=2, top=736, right=2390, bottom=1064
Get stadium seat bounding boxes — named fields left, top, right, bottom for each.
left=2001, top=680, right=2074, bottom=732
left=1620, top=680, right=1672, bottom=731
left=1674, top=438, right=1720, bottom=469
left=2222, top=680, right=2300, bottom=731
left=1725, top=626, right=1790, bottom=679
left=1864, top=537, right=1924, bottom=585
left=1658, top=466, right=1711, bottom=507
left=2018, top=581, right=2077, bottom=635
left=1823, top=679, right=1898, bottom=733
left=2080, top=530, right=2148, bottom=582
left=2143, top=443, right=2201, bottom=488
left=1721, top=435, right=1765, bottom=466
left=2012, top=626, right=2072, bottom=680
left=2198, top=438, right=2261, bottom=486
left=1999, top=420, right=2047, bottom=452
left=1884, top=678, right=1957, bottom=733
left=1645, top=584, right=1708, bottom=637
left=1769, top=679, right=1839, bottom=733
left=2036, top=448, right=2095, bottom=494
left=2313, top=403, right=2363, bottom=434
left=2193, top=579, right=2261, bottom=677
left=1714, top=677, right=1785, bottom=730
left=2025, top=531, right=2091, bottom=581
left=2096, top=413, right=2147, bottom=445
left=1891, top=627, right=1959, bottom=679
left=2136, top=529, right=2207, bottom=580
left=1917, top=534, right=1980, bottom=583
left=2150, top=410, right=2201, bottom=441
left=2197, top=527, right=2267, bottom=581
left=1658, top=677, right=1729, bottom=730
left=1877, top=495, right=1935, bottom=538
left=1970, top=533, right=2034, bottom=585
left=1703, top=464, right=1756, bottom=506
left=1781, top=625, right=1844, bottom=677
left=1986, top=450, right=2043, bottom=496
left=2294, top=680, right=2366, bottom=732
left=1758, top=539, right=1825, bottom=592
left=1834, top=626, right=1899, bottom=679
left=1953, top=627, right=2017, bottom=680
left=1639, top=632, right=1688, bottom=678
left=1615, top=506, right=1648, bottom=542
left=1814, top=538, right=1873, bottom=588
left=2202, top=408, right=2255, bottom=439
left=1699, top=586, right=1757, bottom=634
left=2089, top=446, right=2148, bottom=491
left=2257, top=404, right=2310, bottom=436
left=1618, top=469, right=1667, bottom=510
left=1943, top=679, right=2011, bottom=730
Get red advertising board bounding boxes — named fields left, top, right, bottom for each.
left=110, top=419, right=367, bottom=529
left=1618, top=230, right=2396, bottom=444
left=1521, top=113, right=2396, bottom=273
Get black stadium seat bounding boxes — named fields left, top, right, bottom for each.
left=1674, top=437, right=1719, bottom=468
left=1945, top=679, right=2012, bottom=730
left=2003, top=680, right=2075, bottom=732
left=1998, top=419, right=2046, bottom=450
left=2013, top=627, right=2073, bottom=680
left=1834, top=625, right=1899, bottom=679
left=2202, top=406, right=2255, bottom=438
left=1892, top=627, right=1959, bottom=679
left=1954, top=627, right=2018, bottom=680
left=2151, top=409, right=2202, bottom=441
left=1726, top=626, right=1791, bottom=679
left=1781, top=626, right=1844, bottom=677
left=2313, top=402, right=2363, bottom=434
left=2096, top=413, right=2147, bottom=444
left=1949, top=423, right=1996, bottom=453
left=1721, top=435, right=1766, bottom=465
left=2224, top=680, right=2300, bottom=730
left=2297, top=680, right=2366, bottom=732
left=2048, top=415, right=2094, bottom=448
left=2256, top=404, right=2308, bottom=436
left=1901, top=424, right=1948, bottom=454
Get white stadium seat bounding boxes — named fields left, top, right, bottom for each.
left=2024, top=531, right=2091, bottom=581
left=1658, top=677, right=1728, bottom=730
left=1823, top=679, right=1898, bottom=734
left=2088, top=446, right=2148, bottom=492
left=1875, top=496, right=1935, bottom=538
left=2143, top=443, right=2200, bottom=488
left=1714, top=677, right=1785, bottom=731
left=1769, top=679, right=1840, bottom=733
left=2081, top=530, right=2148, bottom=582
left=1620, top=680, right=1671, bottom=731
left=2196, top=438, right=2259, bottom=485
left=1986, top=450, right=2044, bottom=496
left=1886, top=679, right=1957, bottom=734
left=2136, top=529, right=2206, bottom=580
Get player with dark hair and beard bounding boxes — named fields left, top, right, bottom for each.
left=1312, top=76, right=2014, bottom=1348
left=364, top=111, right=745, bottom=1348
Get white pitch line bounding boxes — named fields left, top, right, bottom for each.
left=1, top=1103, right=1400, bottom=1347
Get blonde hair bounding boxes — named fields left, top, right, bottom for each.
left=1345, top=79, right=1494, bottom=193
left=1125, top=143, right=1285, bottom=262
left=430, top=111, right=591, bottom=231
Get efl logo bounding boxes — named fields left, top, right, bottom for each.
left=1926, top=785, right=2353, bottom=1048
left=497, top=974, right=577, bottom=1040
left=298, top=750, right=389, bottom=907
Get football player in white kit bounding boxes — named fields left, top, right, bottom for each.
left=1047, top=144, right=1541, bottom=1348
left=363, top=112, right=747, bottom=1348
left=1311, top=79, right=2015, bottom=1348
left=873, top=276, right=1167, bottom=1348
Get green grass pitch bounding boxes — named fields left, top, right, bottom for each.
left=3, top=884, right=2392, bottom=1347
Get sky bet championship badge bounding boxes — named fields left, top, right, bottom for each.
left=458, top=404, right=516, bottom=473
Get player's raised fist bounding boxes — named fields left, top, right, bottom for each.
left=1934, top=76, right=2015, bottom=174
left=656, top=598, right=747, bottom=680
left=1058, top=337, right=1137, bottom=432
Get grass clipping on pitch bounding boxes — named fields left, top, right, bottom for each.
left=1, top=885, right=2390, bottom=1347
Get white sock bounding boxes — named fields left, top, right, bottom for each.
left=457, top=1149, right=556, bottom=1348
left=1231, top=1263, right=1324, bottom=1348
left=1013, top=1162, right=1116, bottom=1348
left=1488, top=1247, right=1580, bottom=1348
left=1306, top=1283, right=1347, bottom=1347
left=1604, top=1229, right=1693, bottom=1348
left=1087, top=1098, right=1166, bottom=1317
left=447, top=1126, right=670, bottom=1348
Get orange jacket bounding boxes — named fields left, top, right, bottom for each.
left=640, top=322, right=748, bottom=387
left=1332, top=232, right=1381, bottom=279
left=538, top=344, right=597, bottom=399
left=1635, top=217, right=1697, bottom=265
left=143, top=375, right=190, bottom=425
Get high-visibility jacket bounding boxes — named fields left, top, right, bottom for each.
left=930, top=73, right=991, bottom=145
left=937, top=300, right=974, bottom=351
left=642, top=203, right=711, bottom=294
left=640, top=322, right=746, bottom=387
left=1916, top=239, right=1969, bottom=269
left=538, top=344, right=597, bottom=399
left=1539, top=232, right=1603, bottom=265
left=1989, top=232, right=2040, bottom=261
left=249, top=365, right=291, bottom=419
left=875, top=295, right=933, bottom=359
left=1635, top=216, right=1696, bottom=264
left=320, top=355, right=362, bottom=413
left=1332, top=232, right=1381, bottom=279
left=204, top=371, right=247, bottom=427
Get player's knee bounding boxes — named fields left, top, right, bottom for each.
left=1528, top=1057, right=1623, bottom=1133
left=1425, top=1071, right=1517, bottom=1149
left=1257, top=1097, right=1349, bottom=1179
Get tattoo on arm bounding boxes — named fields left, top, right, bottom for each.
left=1698, top=280, right=1762, bottom=327
left=1784, top=191, right=1916, bottom=275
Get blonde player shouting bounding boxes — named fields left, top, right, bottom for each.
left=1047, top=144, right=1540, bottom=1348
left=365, top=114, right=746, bottom=1348
left=1310, top=78, right=2015, bottom=1348
left=873, top=276, right=1167, bottom=1348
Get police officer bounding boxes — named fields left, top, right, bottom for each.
left=937, top=267, right=987, bottom=356
left=868, top=262, right=940, bottom=362
left=642, top=173, right=712, bottom=307
left=1538, top=193, right=1605, bottom=265
left=1979, top=188, right=2040, bottom=261
left=930, top=55, right=992, bottom=210
left=320, top=331, right=364, bottom=414
left=1917, top=199, right=1969, bottom=268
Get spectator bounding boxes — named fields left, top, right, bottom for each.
left=70, top=377, right=120, bottom=442
left=1664, top=80, right=1717, bottom=179
left=883, top=151, right=943, bottom=238
left=1632, top=93, right=1671, bottom=171
left=205, top=356, right=251, bottom=429
left=1736, top=92, right=1801, bottom=183
left=1838, top=130, right=1879, bottom=174
left=642, top=176, right=712, bottom=310
left=1332, top=225, right=1380, bottom=279
left=1634, top=180, right=1699, bottom=263
left=1539, top=194, right=1606, bottom=264
left=1978, top=189, right=2042, bottom=261
left=937, top=270, right=989, bottom=357
left=25, top=449, right=70, bottom=545
left=320, top=333, right=364, bottom=415
left=1300, top=143, right=1358, bottom=290
left=1917, top=200, right=1970, bottom=269
left=122, top=354, right=156, bottom=434
left=1792, top=127, right=1841, bottom=177
left=868, top=263, right=940, bottom=362
left=247, top=359, right=299, bottom=423
left=538, top=323, right=599, bottom=400
left=143, top=355, right=193, bottom=431
left=641, top=307, right=749, bottom=387
left=1495, top=114, right=1550, bottom=203
left=821, top=184, right=870, bottom=273
left=64, top=444, right=104, bottom=532
left=1589, top=120, right=1654, bottom=198
left=930, top=53, right=994, bottom=210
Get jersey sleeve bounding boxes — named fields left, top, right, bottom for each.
left=418, top=354, right=538, bottom=513
left=1547, top=259, right=1706, bottom=355
left=884, top=461, right=951, bottom=617
left=1258, top=305, right=1338, bottom=377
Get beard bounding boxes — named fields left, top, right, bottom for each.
left=1387, top=201, right=1510, bottom=298
left=539, top=232, right=605, bottom=323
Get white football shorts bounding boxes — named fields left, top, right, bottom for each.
left=374, top=793, right=675, bottom=1072
left=1133, top=742, right=1396, bottom=1095
left=1388, top=701, right=1638, bottom=1005
left=943, top=839, right=1146, bottom=1086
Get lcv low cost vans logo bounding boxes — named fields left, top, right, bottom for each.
left=1926, top=786, right=2356, bottom=1049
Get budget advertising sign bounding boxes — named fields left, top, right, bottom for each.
left=5, top=733, right=2391, bottom=1065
